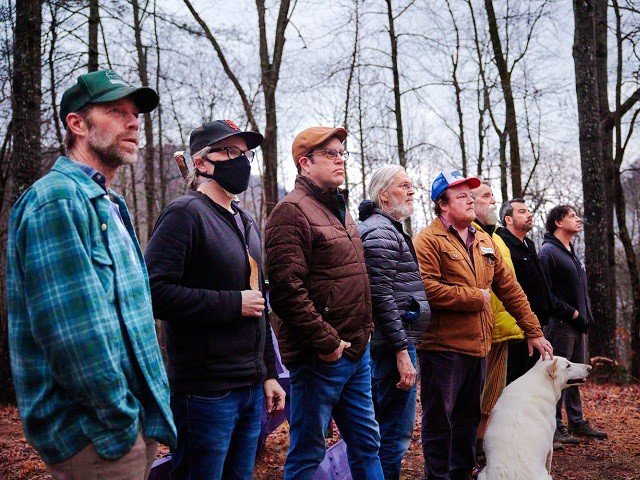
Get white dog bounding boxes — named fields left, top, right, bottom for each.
left=478, top=356, right=591, bottom=480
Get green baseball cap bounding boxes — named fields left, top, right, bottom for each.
left=60, top=69, right=159, bottom=128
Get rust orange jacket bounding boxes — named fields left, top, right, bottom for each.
left=413, top=217, right=542, bottom=357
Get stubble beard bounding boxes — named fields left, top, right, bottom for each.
left=86, top=125, right=138, bottom=169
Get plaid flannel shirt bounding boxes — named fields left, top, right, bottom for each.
left=7, top=156, right=176, bottom=464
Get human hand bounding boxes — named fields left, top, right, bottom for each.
left=241, top=290, right=265, bottom=317
left=528, top=336, right=554, bottom=360
left=263, top=378, right=286, bottom=413
left=395, top=349, right=416, bottom=391
left=572, top=310, right=579, bottom=320
left=319, top=340, right=351, bottom=362
left=481, top=289, right=491, bottom=309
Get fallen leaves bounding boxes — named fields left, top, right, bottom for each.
left=1, top=383, right=638, bottom=480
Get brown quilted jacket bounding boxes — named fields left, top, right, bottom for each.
left=265, top=176, right=374, bottom=366
left=413, top=217, right=542, bottom=357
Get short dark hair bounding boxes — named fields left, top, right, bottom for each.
left=434, top=189, right=452, bottom=216
left=499, top=197, right=526, bottom=225
left=545, top=205, right=575, bottom=234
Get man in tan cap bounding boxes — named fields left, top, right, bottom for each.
left=265, top=127, right=384, bottom=479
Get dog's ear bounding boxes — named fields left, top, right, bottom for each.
left=546, top=358, right=558, bottom=379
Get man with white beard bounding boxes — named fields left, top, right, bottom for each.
left=469, top=181, right=545, bottom=468
left=6, top=70, right=176, bottom=479
left=358, top=165, right=431, bottom=480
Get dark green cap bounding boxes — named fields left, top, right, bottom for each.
left=60, top=69, right=159, bottom=128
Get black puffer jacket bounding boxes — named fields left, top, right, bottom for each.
left=357, top=200, right=431, bottom=350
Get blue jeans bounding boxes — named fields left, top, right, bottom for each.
left=169, top=385, right=263, bottom=480
left=370, top=344, right=417, bottom=480
left=284, top=344, right=384, bottom=480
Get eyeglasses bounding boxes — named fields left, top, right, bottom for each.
left=394, top=182, right=414, bottom=191
left=207, top=146, right=255, bottom=161
left=308, top=148, right=349, bottom=161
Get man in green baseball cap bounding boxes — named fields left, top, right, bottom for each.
left=60, top=69, right=158, bottom=128
left=6, top=70, right=176, bottom=479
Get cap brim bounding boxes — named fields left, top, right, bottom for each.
left=203, top=131, right=265, bottom=151
left=314, top=127, right=348, bottom=149
left=91, top=86, right=159, bottom=113
left=448, top=177, right=481, bottom=190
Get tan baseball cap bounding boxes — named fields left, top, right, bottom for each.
left=291, top=126, right=348, bottom=166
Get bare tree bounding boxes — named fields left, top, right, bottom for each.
left=573, top=0, right=616, bottom=358
left=88, top=0, right=99, bottom=71
left=4, top=0, right=43, bottom=402
left=181, top=0, right=293, bottom=217
left=131, top=0, right=157, bottom=243
left=612, top=0, right=640, bottom=377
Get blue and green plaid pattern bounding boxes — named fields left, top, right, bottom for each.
left=6, top=156, right=176, bottom=464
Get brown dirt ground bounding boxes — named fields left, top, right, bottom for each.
left=1, top=383, right=638, bottom=480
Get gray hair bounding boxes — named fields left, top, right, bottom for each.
left=185, top=146, right=211, bottom=191
left=368, top=165, right=406, bottom=204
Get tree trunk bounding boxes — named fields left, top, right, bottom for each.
left=88, top=0, right=99, bottom=72
left=384, top=0, right=406, bottom=170
left=5, top=0, right=43, bottom=403
left=47, top=1, right=64, bottom=155
left=484, top=0, right=522, bottom=197
left=342, top=0, right=360, bottom=195
left=572, top=0, right=616, bottom=358
left=256, top=0, right=291, bottom=217
left=131, top=0, right=156, bottom=243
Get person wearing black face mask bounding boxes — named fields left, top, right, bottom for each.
left=145, top=120, right=285, bottom=480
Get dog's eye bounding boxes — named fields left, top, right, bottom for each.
left=566, top=365, right=570, bottom=369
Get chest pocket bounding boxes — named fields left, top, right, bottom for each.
left=91, top=244, right=115, bottom=303
left=442, top=250, right=468, bottom=282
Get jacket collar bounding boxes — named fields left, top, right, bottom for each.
left=295, top=175, right=342, bottom=206
left=358, top=200, right=403, bottom=229
left=498, top=226, right=531, bottom=249
left=543, top=232, right=576, bottom=257
left=51, top=156, right=111, bottom=200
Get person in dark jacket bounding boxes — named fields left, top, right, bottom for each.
left=497, top=199, right=554, bottom=384
left=358, top=165, right=431, bottom=480
left=145, top=120, right=285, bottom=480
left=265, top=126, right=383, bottom=480
left=539, top=205, right=607, bottom=444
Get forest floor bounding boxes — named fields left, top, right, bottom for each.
left=1, top=383, right=638, bottom=480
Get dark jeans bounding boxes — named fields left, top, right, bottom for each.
left=545, top=321, right=586, bottom=428
left=371, top=344, right=418, bottom=480
left=506, top=339, right=539, bottom=385
left=419, top=351, right=486, bottom=480
left=169, top=385, right=263, bottom=480
left=284, top=344, right=384, bottom=480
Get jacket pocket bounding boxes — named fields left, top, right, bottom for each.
left=91, top=245, right=115, bottom=303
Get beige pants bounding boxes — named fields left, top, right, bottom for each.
left=47, top=433, right=158, bottom=480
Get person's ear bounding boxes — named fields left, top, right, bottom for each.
left=65, top=112, right=88, bottom=137
left=378, top=189, right=389, bottom=206
left=192, top=156, right=208, bottom=174
left=298, top=156, right=312, bottom=174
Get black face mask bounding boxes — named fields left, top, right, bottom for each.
left=198, top=155, right=251, bottom=194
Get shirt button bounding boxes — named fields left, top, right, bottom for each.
left=101, top=223, right=107, bottom=231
